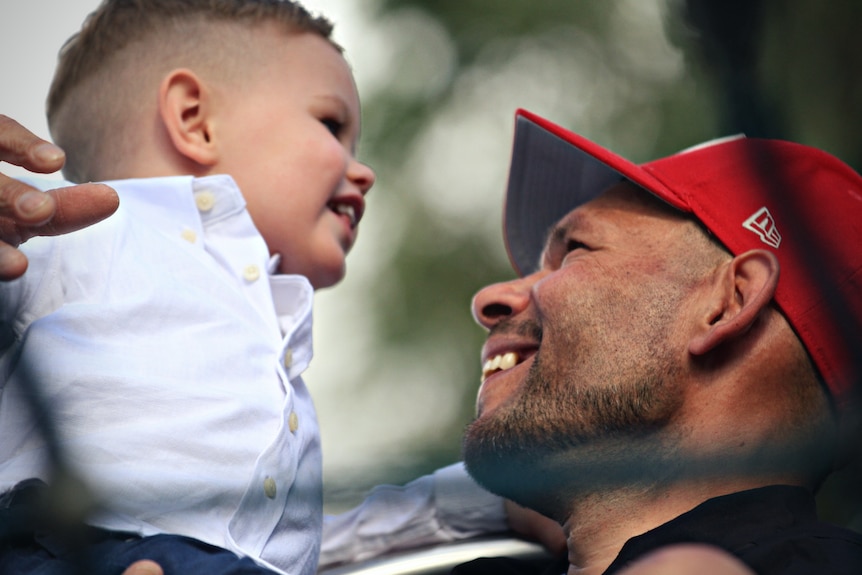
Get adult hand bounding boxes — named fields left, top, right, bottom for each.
left=504, top=500, right=567, bottom=556
left=617, top=544, right=755, bottom=575
left=0, top=114, right=119, bottom=280
left=122, top=560, right=164, bottom=575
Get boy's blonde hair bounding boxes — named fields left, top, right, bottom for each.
left=47, top=0, right=338, bottom=183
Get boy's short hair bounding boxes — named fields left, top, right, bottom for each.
left=47, top=0, right=338, bottom=183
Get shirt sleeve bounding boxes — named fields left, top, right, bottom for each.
left=0, top=231, right=59, bottom=379
left=0, top=278, right=23, bottom=360
left=0, top=177, right=70, bottom=357
left=319, top=461, right=508, bottom=569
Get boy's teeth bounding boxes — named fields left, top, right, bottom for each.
left=481, top=352, right=519, bottom=382
left=333, top=204, right=356, bottom=226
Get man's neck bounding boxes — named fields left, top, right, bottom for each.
left=560, top=481, right=767, bottom=575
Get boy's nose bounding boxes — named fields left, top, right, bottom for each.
left=349, top=159, right=375, bottom=195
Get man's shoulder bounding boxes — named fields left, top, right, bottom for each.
left=738, top=517, right=862, bottom=575
left=607, top=486, right=861, bottom=575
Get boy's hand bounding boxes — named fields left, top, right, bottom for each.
left=0, top=114, right=119, bottom=280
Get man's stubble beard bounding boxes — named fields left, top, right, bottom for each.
left=462, top=338, right=685, bottom=520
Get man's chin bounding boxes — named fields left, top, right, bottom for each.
left=463, top=438, right=572, bottom=521
left=462, top=417, right=559, bottom=514
left=462, top=413, right=676, bottom=520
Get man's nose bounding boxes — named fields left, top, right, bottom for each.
left=471, top=275, right=536, bottom=329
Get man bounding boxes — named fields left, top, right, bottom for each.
left=462, top=109, right=862, bottom=574
left=0, top=115, right=118, bottom=281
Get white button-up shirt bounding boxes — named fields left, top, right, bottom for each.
left=0, top=175, right=321, bottom=574
left=0, top=174, right=509, bottom=574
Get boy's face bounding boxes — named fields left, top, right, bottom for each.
left=213, top=32, right=374, bottom=289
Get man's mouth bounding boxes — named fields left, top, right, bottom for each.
left=481, top=351, right=520, bottom=382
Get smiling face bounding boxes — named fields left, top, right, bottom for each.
left=212, top=31, right=375, bottom=288
left=464, top=183, right=727, bottom=512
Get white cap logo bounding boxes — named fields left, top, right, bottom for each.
left=743, top=207, right=782, bottom=248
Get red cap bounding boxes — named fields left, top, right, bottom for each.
left=504, top=108, right=862, bottom=404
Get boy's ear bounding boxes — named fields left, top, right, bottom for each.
left=689, top=249, right=780, bottom=356
left=158, top=69, right=219, bottom=167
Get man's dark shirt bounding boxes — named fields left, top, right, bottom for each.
left=452, top=485, right=862, bottom=575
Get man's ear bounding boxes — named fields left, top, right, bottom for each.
left=689, top=249, right=780, bottom=356
left=158, top=69, right=218, bottom=167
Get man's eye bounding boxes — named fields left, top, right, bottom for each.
left=321, top=118, right=343, bottom=136
left=566, top=239, right=588, bottom=253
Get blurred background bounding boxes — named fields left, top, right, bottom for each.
left=2, top=0, right=859, bottom=528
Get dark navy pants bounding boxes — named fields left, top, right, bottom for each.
left=0, top=480, right=280, bottom=575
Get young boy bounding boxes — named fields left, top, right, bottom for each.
left=0, top=1, right=514, bottom=574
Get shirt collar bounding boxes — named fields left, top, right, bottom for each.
left=102, top=174, right=246, bottom=231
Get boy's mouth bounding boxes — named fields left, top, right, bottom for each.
left=328, top=197, right=364, bottom=229
left=330, top=202, right=356, bottom=227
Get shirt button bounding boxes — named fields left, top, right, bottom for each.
left=289, top=412, right=299, bottom=433
left=263, top=477, right=277, bottom=499
left=195, top=191, right=216, bottom=212
left=283, top=348, right=293, bottom=370
left=243, top=265, right=261, bottom=282
left=181, top=229, right=197, bottom=243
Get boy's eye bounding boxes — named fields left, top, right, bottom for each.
left=321, top=118, right=343, bottom=136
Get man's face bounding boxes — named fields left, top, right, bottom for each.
left=464, top=183, right=713, bottom=514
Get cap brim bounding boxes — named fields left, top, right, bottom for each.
left=504, top=109, right=683, bottom=275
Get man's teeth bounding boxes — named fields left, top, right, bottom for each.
left=332, top=203, right=357, bottom=227
left=481, top=352, right=519, bottom=382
